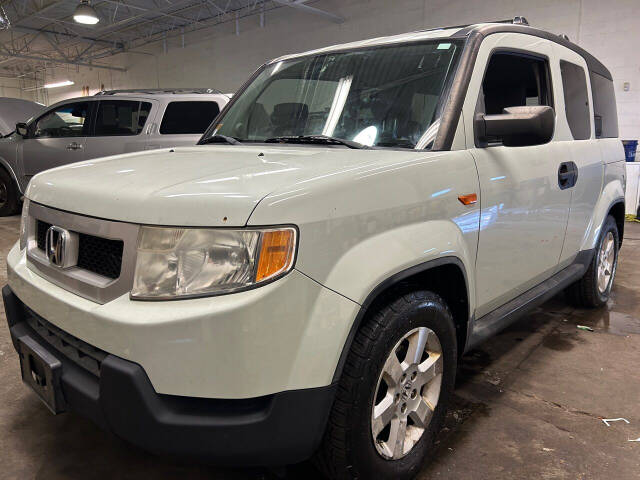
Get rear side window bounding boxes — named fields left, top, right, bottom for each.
left=590, top=71, right=618, bottom=138
left=560, top=61, right=590, bottom=140
left=94, top=100, right=152, bottom=136
left=160, top=101, right=220, bottom=135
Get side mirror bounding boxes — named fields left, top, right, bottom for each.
left=16, top=122, right=28, bottom=137
left=475, top=106, right=555, bottom=147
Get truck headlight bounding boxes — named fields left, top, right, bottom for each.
left=19, top=198, right=29, bottom=251
left=131, top=226, right=297, bottom=300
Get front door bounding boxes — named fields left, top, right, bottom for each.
left=463, top=34, right=573, bottom=318
left=22, top=101, right=91, bottom=177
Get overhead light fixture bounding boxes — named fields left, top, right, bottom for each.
left=73, top=0, right=99, bottom=25
left=44, top=80, right=75, bottom=89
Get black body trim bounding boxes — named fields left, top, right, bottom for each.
left=3, top=286, right=336, bottom=466
left=331, top=248, right=595, bottom=376
left=608, top=197, right=626, bottom=245
left=465, top=249, right=595, bottom=351
left=331, top=256, right=469, bottom=383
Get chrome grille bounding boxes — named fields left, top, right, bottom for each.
left=26, top=202, right=140, bottom=304
left=36, top=219, right=124, bottom=280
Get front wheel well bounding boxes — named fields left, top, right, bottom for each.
left=335, top=260, right=470, bottom=383
left=0, top=162, right=21, bottom=194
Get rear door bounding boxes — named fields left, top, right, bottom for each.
left=463, top=33, right=573, bottom=318
left=22, top=100, right=92, bottom=176
left=82, top=99, right=155, bottom=159
left=145, top=100, right=221, bottom=149
left=552, top=44, right=604, bottom=263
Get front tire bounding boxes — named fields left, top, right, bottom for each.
left=566, top=215, right=619, bottom=308
left=0, top=168, right=19, bottom=216
left=316, top=291, right=457, bottom=480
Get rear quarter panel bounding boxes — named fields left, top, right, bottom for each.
left=582, top=152, right=625, bottom=251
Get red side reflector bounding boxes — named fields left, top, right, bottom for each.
left=458, top=193, right=477, bottom=205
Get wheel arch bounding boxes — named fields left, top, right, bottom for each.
left=608, top=200, right=625, bottom=246
left=0, top=156, right=23, bottom=195
left=331, top=256, right=470, bottom=383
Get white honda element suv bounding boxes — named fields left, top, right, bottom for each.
left=4, top=18, right=625, bottom=480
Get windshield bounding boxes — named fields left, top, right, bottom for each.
left=203, top=39, right=462, bottom=149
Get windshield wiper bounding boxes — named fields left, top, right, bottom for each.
left=264, top=135, right=369, bottom=149
left=199, top=134, right=242, bottom=145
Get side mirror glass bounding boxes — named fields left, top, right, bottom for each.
left=475, top=106, right=555, bottom=147
left=16, top=122, right=28, bottom=137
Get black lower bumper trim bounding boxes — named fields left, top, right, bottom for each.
left=3, top=285, right=336, bottom=465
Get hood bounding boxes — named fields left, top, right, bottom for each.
left=0, top=98, right=44, bottom=136
left=26, top=145, right=412, bottom=226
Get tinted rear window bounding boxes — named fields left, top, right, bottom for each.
left=94, top=100, right=151, bottom=136
left=560, top=61, right=591, bottom=140
left=160, top=101, right=220, bottom=135
left=590, top=71, right=618, bottom=138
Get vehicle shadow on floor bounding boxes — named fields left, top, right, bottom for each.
left=7, top=297, right=570, bottom=480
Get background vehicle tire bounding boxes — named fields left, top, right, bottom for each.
left=0, top=168, right=19, bottom=216
left=566, top=215, right=619, bottom=308
left=316, top=290, right=457, bottom=480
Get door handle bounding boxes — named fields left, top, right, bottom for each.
left=558, top=161, right=578, bottom=190
left=66, top=142, right=83, bottom=150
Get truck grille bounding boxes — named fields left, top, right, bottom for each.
left=36, top=220, right=124, bottom=280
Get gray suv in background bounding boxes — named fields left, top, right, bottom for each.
left=0, top=88, right=229, bottom=216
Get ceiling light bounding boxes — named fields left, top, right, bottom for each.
left=73, top=0, right=99, bottom=25
left=44, top=80, right=74, bottom=89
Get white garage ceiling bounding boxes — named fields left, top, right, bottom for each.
left=0, top=0, right=343, bottom=79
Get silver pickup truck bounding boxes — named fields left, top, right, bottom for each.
left=3, top=18, right=624, bottom=480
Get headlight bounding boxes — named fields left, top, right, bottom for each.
left=19, top=198, right=29, bottom=250
left=131, top=226, right=297, bottom=299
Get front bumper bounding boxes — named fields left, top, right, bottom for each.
left=4, top=285, right=336, bottom=465
left=6, top=243, right=359, bottom=398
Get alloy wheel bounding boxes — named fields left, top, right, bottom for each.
left=597, top=231, right=616, bottom=295
left=371, top=326, right=443, bottom=460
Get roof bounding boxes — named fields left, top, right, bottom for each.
left=267, top=19, right=612, bottom=80
left=95, top=88, right=227, bottom=97
left=270, top=27, right=463, bottom=63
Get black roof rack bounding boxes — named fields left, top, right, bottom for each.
left=95, top=88, right=226, bottom=96
left=416, top=16, right=530, bottom=33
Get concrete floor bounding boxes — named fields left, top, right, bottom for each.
left=1, top=215, right=639, bottom=480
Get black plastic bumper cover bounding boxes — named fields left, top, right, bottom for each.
left=3, top=285, right=336, bottom=465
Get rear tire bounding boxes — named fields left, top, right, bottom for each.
left=0, top=168, right=19, bottom=216
left=315, top=291, right=457, bottom=480
left=566, top=215, right=619, bottom=308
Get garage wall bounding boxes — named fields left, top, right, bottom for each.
left=41, top=0, right=640, bottom=140
left=0, top=77, right=38, bottom=101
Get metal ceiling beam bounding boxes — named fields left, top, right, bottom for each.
left=98, top=0, right=201, bottom=25
left=271, top=0, right=343, bottom=23
left=0, top=50, right=126, bottom=71
left=88, top=0, right=202, bottom=35
left=9, top=25, right=125, bottom=48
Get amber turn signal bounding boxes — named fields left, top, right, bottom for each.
left=255, top=229, right=296, bottom=282
left=458, top=193, right=477, bottom=205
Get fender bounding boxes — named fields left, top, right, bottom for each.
left=331, top=255, right=469, bottom=383
left=581, top=165, right=625, bottom=251
left=315, top=219, right=477, bottom=308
